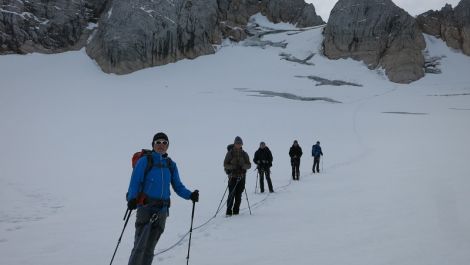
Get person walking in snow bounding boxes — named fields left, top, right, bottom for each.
left=253, top=141, right=274, bottom=193
left=311, top=141, right=323, bottom=173
left=224, top=136, right=251, bottom=216
left=289, top=140, right=302, bottom=180
left=126, top=132, right=199, bottom=265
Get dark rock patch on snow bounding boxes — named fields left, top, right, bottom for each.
left=280, top=53, right=315, bottom=65
left=382, top=112, right=428, bottom=115
left=427, top=93, right=470, bottom=96
left=424, top=51, right=445, bottom=74
left=296, top=75, right=362, bottom=87
left=449, top=107, right=470, bottom=110
left=235, top=88, right=341, bottom=103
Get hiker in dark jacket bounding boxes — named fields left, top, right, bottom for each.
left=311, top=141, right=324, bottom=173
left=126, top=132, right=199, bottom=265
left=253, top=141, right=274, bottom=193
left=289, top=140, right=302, bottom=180
left=223, top=136, right=251, bottom=216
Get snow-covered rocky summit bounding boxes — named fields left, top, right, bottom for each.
left=417, top=0, right=470, bottom=56
left=0, top=0, right=106, bottom=54
left=323, top=0, right=426, bottom=84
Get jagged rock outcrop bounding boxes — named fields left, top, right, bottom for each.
left=86, top=0, right=221, bottom=74
left=1, top=0, right=324, bottom=74
left=87, top=0, right=324, bottom=74
left=0, top=0, right=106, bottom=54
left=218, top=0, right=324, bottom=28
left=417, top=0, right=470, bottom=56
left=263, top=0, right=324, bottom=28
left=323, top=0, right=426, bottom=84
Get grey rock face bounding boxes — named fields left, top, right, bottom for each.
left=0, top=0, right=106, bottom=54
left=263, top=0, right=324, bottom=27
left=417, top=0, right=470, bottom=56
left=219, top=0, right=261, bottom=26
left=86, top=0, right=221, bottom=74
left=218, top=0, right=324, bottom=41
left=2, top=0, right=324, bottom=74
left=87, top=0, right=324, bottom=74
left=323, top=0, right=426, bottom=84
left=218, top=0, right=324, bottom=28
left=455, top=0, right=470, bottom=54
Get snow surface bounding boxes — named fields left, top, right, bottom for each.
left=1, top=14, right=470, bottom=265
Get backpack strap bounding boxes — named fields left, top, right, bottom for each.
left=143, top=153, right=154, bottom=178
left=143, top=154, right=175, bottom=182
left=138, top=152, right=154, bottom=194
left=164, top=157, right=175, bottom=179
left=167, top=157, right=174, bottom=177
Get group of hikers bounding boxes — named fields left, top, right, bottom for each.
left=124, top=132, right=323, bottom=265
left=289, top=139, right=324, bottom=180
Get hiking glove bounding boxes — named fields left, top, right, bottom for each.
left=190, top=190, right=199, bottom=203
left=127, top=198, right=137, bottom=210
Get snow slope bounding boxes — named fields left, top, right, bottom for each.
left=1, top=14, right=470, bottom=265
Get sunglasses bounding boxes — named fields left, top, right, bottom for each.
left=154, top=140, right=168, bottom=145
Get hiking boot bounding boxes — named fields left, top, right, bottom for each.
left=226, top=209, right=232, bottom=216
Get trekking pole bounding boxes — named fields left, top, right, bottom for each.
left=255, top=169, right=259, bottom=193
left=244, top=188, right=252, bottom=215
left=321, top=156, right=324, bottom=173
left=186, top=202, right=196, bottom=265
left=123, top=208, right=129, bottom=221
left=214, top=185, right=229, bottom=217
left=109, top=209, right=132, bottom=265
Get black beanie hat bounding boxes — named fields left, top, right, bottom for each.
left=152, top=132, right=169, bottom=146
left=234, top=136, right=243, bottom=145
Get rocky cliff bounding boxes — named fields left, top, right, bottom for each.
left=86, top=0, right=221, bottom=74
left=323, top=0, right=426, bottom=84
left=0, top=0, right=106, bottom=54
left=1, top=0, right=324, bottom=74
left=417, top=0, right=470, bottom=56
left=87, top=0, right=324, bottom=74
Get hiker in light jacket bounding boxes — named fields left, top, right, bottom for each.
left=126, top=132, right=199, bottom=265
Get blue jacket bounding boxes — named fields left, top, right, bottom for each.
left=127, top=152, right=192, bottom=202
left=311, top=144, right=323, bottom=157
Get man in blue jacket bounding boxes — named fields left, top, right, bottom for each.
left=311, top=141, right=323, bottom=173
left=127, top=132, right=199, bottom=265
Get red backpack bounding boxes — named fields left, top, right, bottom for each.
left=132, top=149, right=153, bottom=169
left=131, top=149, right=174, bottom=205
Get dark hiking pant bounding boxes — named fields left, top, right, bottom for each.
left=128, top=207, right=167, bottom=265
left=258, top=168, right=273, bottom=192
left=313, top=156, right=321, bottom=173
left=227, top=176, right=245, bottom=215
left=291, top=158, right=300, bottom=180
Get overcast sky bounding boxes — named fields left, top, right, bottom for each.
left=306, top=0, right=462, bottom=21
